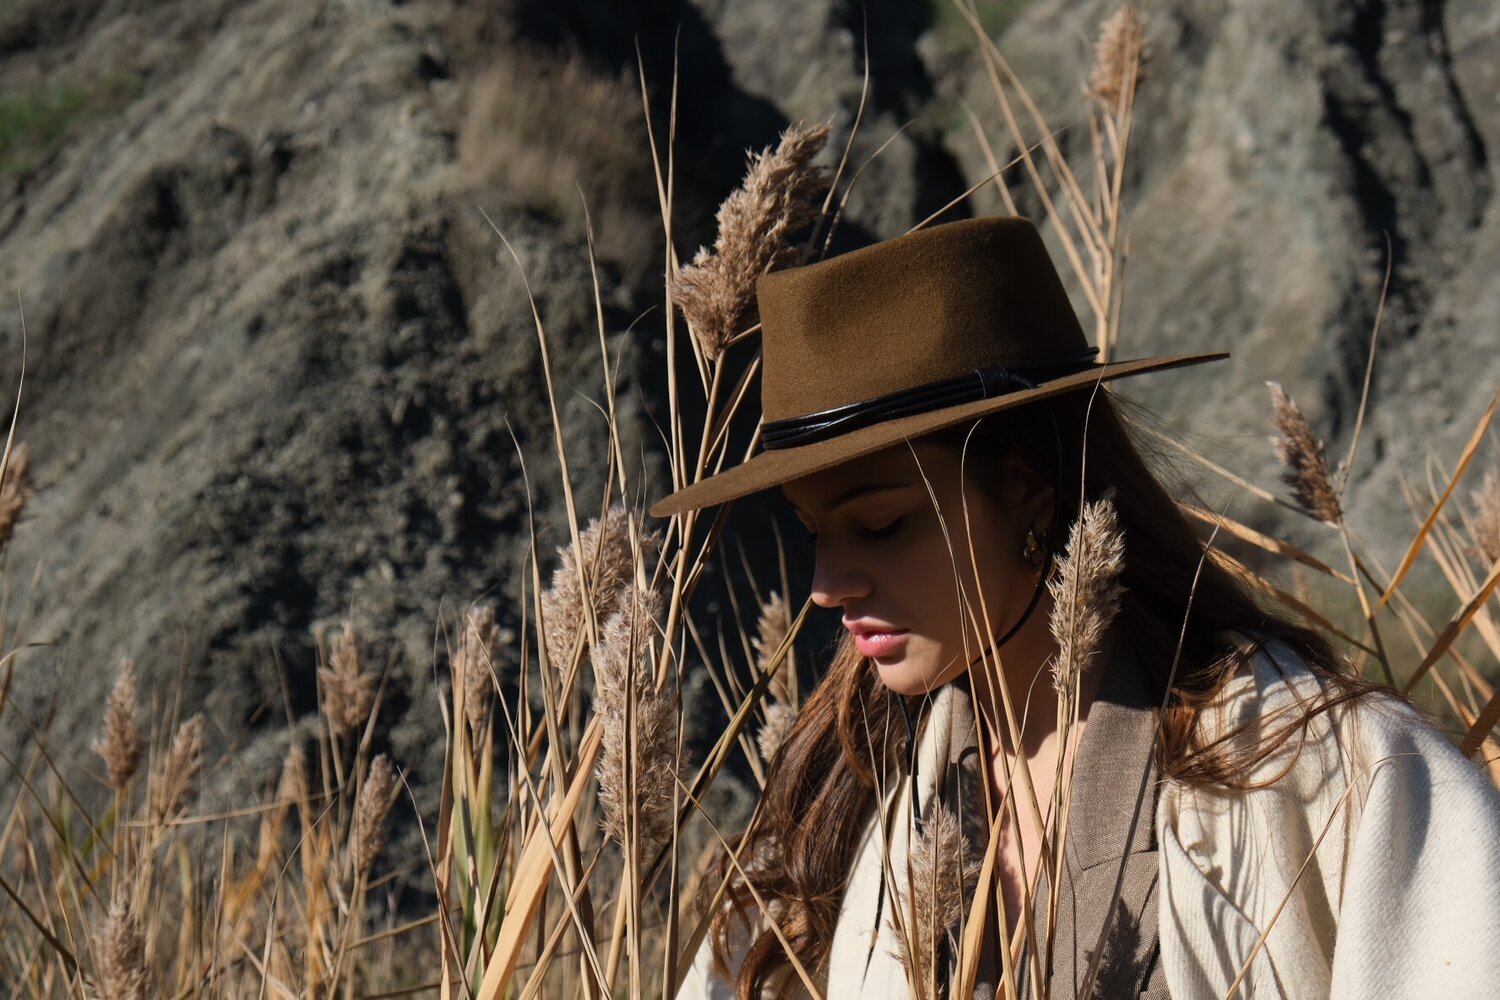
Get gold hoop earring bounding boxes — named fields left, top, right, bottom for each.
left=1022, top=528, right=1045, bottom=567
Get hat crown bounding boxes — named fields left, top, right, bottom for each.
left=755, top=216, right=1088, bottom=423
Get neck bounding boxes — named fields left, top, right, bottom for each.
left=963, top=583, right=1109, bottom=758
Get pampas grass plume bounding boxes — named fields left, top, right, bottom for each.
left=1267, top=381, right=1343, bottom=524
left=94, top=657, right=142, bottom=792
left=97, top=894, right=150, bottom=1000
left=592, top=584, right=679, bottom=861
left=1047, top=490, right=1127, bottom=693
left=353, top=753, right=397, bottom=877
left=150, top=713, right=205, bottom=823
left=752, top=589, right=792, bottom=704
left=0, top=440, right=33, bottom=550
left=541, top=505, right=644, bottom=673
left=757, top=700, right=797, bottom=765
left=1471, top=466, right=1500, bottom=566
left=457, top=604, right=500, bottom=737
left=1086, top=5, right=1147, bottom=108
left=673, top=121, right=832, bottom=362
left=897, top=802, right=982, bottom=992
left=320, top=619, right=376, bottom=739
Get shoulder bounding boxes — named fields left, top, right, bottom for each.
left=1158, top=626, right=1500, bottom=912
left=1156, top=631, right=1500, bottom=998
left=1190, top=629, right=1495, bottom=803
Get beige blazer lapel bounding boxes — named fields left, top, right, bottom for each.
left=1016, top=640, right=1167, bottom=999
left=827, top=640, right=1166, bottom=1000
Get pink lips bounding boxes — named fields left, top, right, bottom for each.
left=844, top=618, right=910, bottom=658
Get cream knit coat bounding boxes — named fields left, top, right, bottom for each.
left=679, top=637, right=1500, bottom=999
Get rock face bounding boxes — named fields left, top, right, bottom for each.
left=0, top=0, right=1495, bottom=811
left=928, top=0, right=1498, bottom=560
left=0, top=0, right=658, bottom=796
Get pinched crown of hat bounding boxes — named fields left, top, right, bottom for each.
left=649, top=216, right=1225, bottom=518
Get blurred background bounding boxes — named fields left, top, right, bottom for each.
left=0, top=0, right=1495, bottom=913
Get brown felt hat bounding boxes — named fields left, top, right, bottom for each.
left=649, top=216, right=1227, bottom=518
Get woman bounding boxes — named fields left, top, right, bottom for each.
left=650, top=217, right=1500, bottom=999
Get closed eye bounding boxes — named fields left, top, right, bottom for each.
left=857, top=515, right=905, bottom=541
left=797, top=515, right=907, bottom=543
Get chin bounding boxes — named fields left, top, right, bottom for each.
left=872, top=659, right=949, bottom=698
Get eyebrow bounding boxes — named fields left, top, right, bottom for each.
left=785, top=482, right=913, bottom=514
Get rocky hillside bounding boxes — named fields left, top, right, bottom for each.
left=0, top=0, right=1495, bottom=808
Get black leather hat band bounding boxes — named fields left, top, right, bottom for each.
left=759, top=346, right=1100, bottom=450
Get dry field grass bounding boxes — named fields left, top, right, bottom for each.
left=0, top=4, right=1496, bottom=998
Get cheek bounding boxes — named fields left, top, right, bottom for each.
left=862, top=517, right=1023, bottom=693
left=870, top=515, right=1020, bottom=632
left=876, top=543, right=965, bottom=630
left=909, top=523, right=1026, bottom=648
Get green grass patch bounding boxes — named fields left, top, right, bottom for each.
left=0, top=72, right=142, bottom=177
left=932, top=0, right=1032, bottom=46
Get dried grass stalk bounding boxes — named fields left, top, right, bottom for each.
left=456, top=604, right=500, bottom=736
left=278, top=743, right=307, bottom=804
left=150, top=713, right=205, bottom=823
left=254, top=745, right=304, bottom=873
left=93, top=657, right=142, bottom=792
left=672, top=121, right=832, bottom=362
left=1085, top=5, right=1147, bottom=108
left=1472, top=467, right=1500, bottom=566
left=319, top=619, right=376, bottom=739
left=752, top=590, right=792, bottom=704
left=97, top=894, right=150, bottom=1000
left=757, top=700, right=797, bottom=766
left=541, top=505, right=646, bottom=673
left=895, top=802, right=982, bottom=994
left=0, top=441, right=33, bottom=549
left=1267, top=381, right=1343, bottom=524
left=1047, top=490, right=1127, bottom=693
left=592, top=584, right=679, bottom=860
left=352, top=754, right=397, bottom=877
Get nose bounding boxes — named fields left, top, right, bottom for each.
left=808, top=546, right=872, bottom=610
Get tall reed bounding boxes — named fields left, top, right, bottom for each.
left=0, top=6, right=1495, bottom=999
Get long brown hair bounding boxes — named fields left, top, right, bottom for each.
left=708, top=384, right=1394, bottom=999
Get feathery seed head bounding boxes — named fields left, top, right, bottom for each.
left=353, top=754, right=397, bottom=877
left=896, top=802, right=983, bottom=993
left=279, top=743, right=307, bottom=803
left=94, top=657, right=142, bottom=792
left=0, top=441, right=33, bottom=550
left=319, top=619, right=376, bottom=739
left=752, top=590, right=792, bottom=703
left=1047, top=490, right=1127, bottom=694
left=97, top=894, right=150, bottom=1000
left=757, top=700, right=797, bottom=765
left=592, top=584, right=680, bottom=861
left=1086, top=5, right=1147, bottom=108
left=541, top=505, right=653, bottom=673
left=456, top=604, right=500, bottom=737
left=591, top=584, right=661, bottom=701
left=1267, top=381, right=1343, bottom=524
left=1471, top=467, right=1500, bottom=566
left=150, top=713, right=205, bottom=823
left=672, top=121, right=832, bottom=362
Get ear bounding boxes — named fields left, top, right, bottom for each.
left=993, top=453, right=1055, bottom=517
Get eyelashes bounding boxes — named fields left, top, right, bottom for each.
left=801, top=515, right=907, bottom=543
left=859, top=516, right=905, bottom=541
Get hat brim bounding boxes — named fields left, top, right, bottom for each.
left=648, top=352, right=1229, bottom=518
